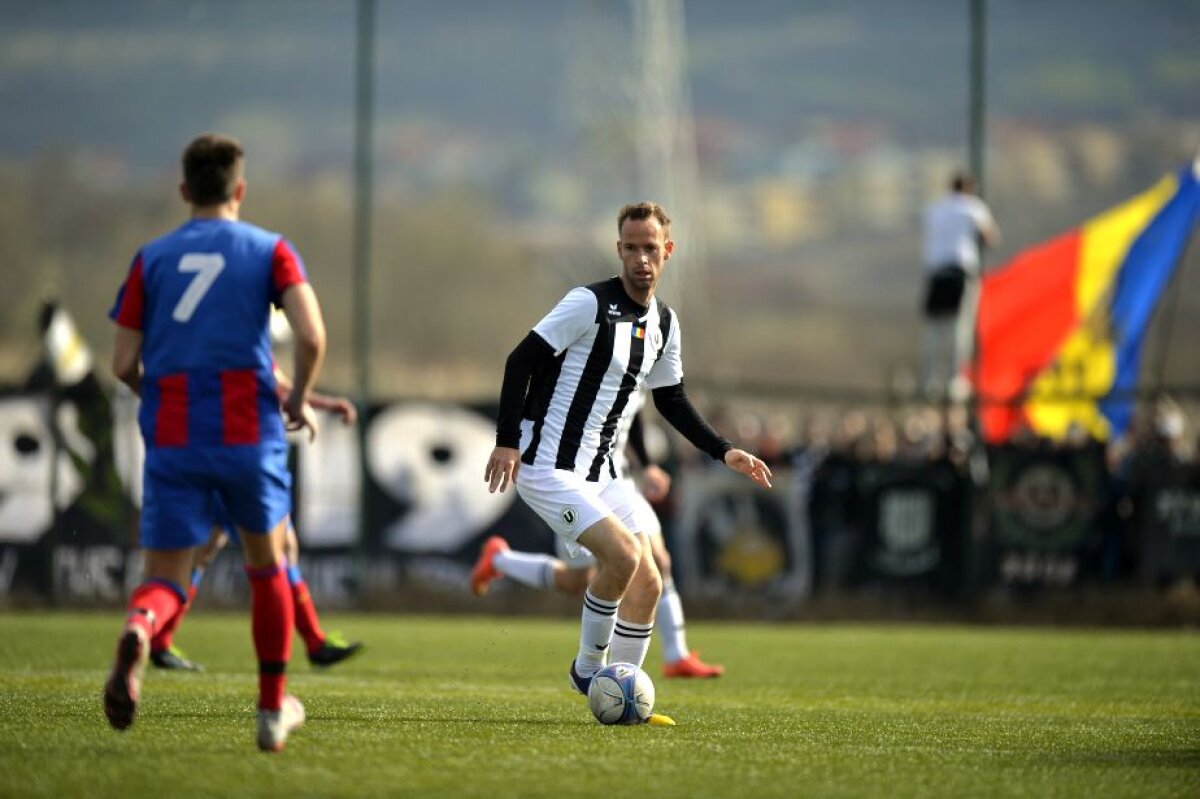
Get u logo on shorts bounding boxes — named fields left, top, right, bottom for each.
left=561, top=507, right=577, bottom=526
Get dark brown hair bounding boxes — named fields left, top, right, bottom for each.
left=617, top=201, right=671, bottom=238
left=182, top=134, right=245, bottom=206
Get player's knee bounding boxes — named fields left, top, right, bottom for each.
left=626, top=562, right=662, bottom=608
left=608, top=535, right=641, bottom=584
left=557, top=568, right=590, bottom=596
left=641, top=563, right=663, bottom=602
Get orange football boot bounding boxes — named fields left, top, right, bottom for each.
left=662, top=650, right=725, bottom=679
left=470, top=535, right=510, bottom=596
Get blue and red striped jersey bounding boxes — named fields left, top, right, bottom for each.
left=109, top=218, right=307, bottom=449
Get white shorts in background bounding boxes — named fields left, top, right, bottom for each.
left=516, top=467, right=647, bottom=558
left=555, top=535, right=597, bottom=569
left=621, top=477, right=662, bottom=539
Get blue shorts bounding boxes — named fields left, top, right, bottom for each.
left=207, top=493, right=296, bottom=543
left=140, top=443, right=292, bottom=550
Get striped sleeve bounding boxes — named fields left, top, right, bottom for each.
left=271, top=238, right=308, bottom=306
left=109, top=254, right=146, bottom=330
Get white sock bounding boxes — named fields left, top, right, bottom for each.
left=493, top=550, right=556, bottom=590
left=657, top=579, right=688, bottom=663
left=577, top=590, right=619, bottom=676
left=610, top=617, right=654, bottom=669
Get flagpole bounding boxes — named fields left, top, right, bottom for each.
left=960, top=0, right=990, bottom=603
left=968, top=0, right=987, bottom=196
left=353, top=0, right=376, bottom=599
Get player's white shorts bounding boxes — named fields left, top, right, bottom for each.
left=516, top=468, right=650, bottom=558
left=552, top=476, right=661, bottom=567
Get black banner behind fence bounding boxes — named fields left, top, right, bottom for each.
left=1138, top=463, right=1200, bottom=584
left=0, top=386, right=1194, bottom=606
left=984, top=443, right=1107, bottom=587
left=854, top=459, right=968, bottom=596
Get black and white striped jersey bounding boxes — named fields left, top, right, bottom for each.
left=610, top=389, right=646, bottom=480
left=519, top=277, right=682, bottom=480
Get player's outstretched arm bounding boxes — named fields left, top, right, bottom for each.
left=309, top=393, right=357, bottom=425
left=652, top=382, right=773, bottom=490
left=273, top=366, right=356, bottom=426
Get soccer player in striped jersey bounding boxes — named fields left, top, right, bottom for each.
left=473, top=394, right=724, bottom=678
left=484, top=202, right=771, bottom=706
left=104, top=133, right=325, bottom=751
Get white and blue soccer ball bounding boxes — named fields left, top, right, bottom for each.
left=587, top=662, right=655, bottom=725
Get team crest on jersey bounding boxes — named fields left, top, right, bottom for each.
left=561, top=507, right=578, bottom=527
left=648, top=327, right=663, bottom=350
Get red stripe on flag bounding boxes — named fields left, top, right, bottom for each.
left=221, top=370, right=261, bottom=446
left=154, top=374, right=189, bottom=447
left=975, top=229, right=1083, bottom=442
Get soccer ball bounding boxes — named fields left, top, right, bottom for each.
left=587, top=662, right=655, bottom=725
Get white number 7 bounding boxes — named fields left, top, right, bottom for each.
left=172, top=253, right=226, bottom=322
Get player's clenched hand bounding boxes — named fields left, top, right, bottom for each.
left=723, top=448, right=773, bottom=489
left=640, top=464, right=672, bottom=502
left=283, top=394, right=319, bottom=443
left=485, top=446, right=521, bottom=493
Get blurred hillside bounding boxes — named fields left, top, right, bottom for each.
left=0, top=0, right=1197, bottom=399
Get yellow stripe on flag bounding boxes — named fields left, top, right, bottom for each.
left=1025, top=174, right=1179, bottom=441
left=1076, top=173, right=1178, bottom=316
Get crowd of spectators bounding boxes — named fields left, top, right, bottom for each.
left=660, top=397, right=1198, bottom=590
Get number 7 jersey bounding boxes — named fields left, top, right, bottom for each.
left=109, top=218, right=307, bottom=450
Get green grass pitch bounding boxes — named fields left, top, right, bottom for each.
left=0, top=612, right=1196, bottom=798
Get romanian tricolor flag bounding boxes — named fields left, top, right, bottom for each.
left=974, top=162, right=1199, bottom=443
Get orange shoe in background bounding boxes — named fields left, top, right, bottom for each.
left=662, top=650, right=725, bottom=679
left=470, top=535, right=510, bottom=596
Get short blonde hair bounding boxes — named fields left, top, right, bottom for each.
left=617, top=201, right=671, bottom=238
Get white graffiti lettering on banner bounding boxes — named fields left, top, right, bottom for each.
left=0, top=397, right=85, bottom=543
left=368, top=404, right=513, bottom=553
left=297, top=409, right=361, bottom=547
left=874, top=489, right=940, bottom=576
left=53, top=545, right=142, bottom=601
left=1155, top=489, right=1200, bottom=537
left=1000, top=551, right=1077, bottom=585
